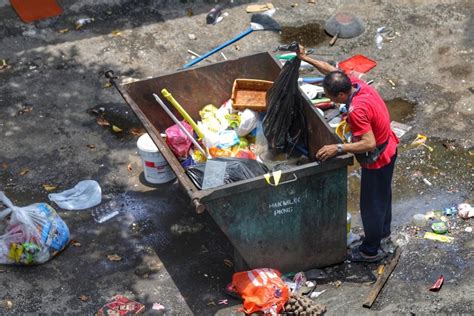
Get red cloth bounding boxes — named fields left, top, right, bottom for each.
left=347, top=76, right=399, bottom=169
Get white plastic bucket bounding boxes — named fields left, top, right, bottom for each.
left=137, top=134, right=176, bottom=184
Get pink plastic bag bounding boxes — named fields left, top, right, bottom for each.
left=165, top=121, right=194, bottom=158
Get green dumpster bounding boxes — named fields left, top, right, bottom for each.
left=108, top=52, right=353, bottom=273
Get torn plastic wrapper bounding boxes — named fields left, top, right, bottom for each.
left=429, top=275, right=444, bottom=292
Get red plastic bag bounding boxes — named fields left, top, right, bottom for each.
left=232, top=268, right=289, bottom=315
left=165, top=121, right=194, bottom=158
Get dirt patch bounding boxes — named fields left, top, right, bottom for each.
left=439, top=64, right=472, bottom=78
left=280, top=22, right=327, bottom=46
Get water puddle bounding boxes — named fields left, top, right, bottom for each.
left=280, top=22, right=327, bottom=46
left=385, top=98, right=416, bottom=123
left=347, top=137, right=473, bottom=226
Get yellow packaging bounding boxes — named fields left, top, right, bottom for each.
left=423, top=232, right=454, bottom=243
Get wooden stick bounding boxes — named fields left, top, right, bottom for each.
left=363, top=247, right=402, bottom=308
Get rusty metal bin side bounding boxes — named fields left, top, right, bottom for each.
left=204, top=164, right=348, bottom=273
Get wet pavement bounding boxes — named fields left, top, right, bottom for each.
left=1, top=0, right=473, bottom=314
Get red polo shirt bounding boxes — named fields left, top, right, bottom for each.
left=347, top=76, right=399, bottom=169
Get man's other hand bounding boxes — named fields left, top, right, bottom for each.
left=316, top=144, right=338, bottom=161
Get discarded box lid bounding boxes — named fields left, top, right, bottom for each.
left=339, top=54, right=376, bottom=74
left=231, top=79, right=273, bottom=111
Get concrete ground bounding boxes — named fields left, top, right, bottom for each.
left=0, top=0, right=473, bottom=314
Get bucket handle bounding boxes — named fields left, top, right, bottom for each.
left=265, top=173, right=298, bottom=187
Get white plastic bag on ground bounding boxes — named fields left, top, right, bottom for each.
left=0, top=192, right=70, bottom=265
left=48, top=180, right=101, bottom=210
left=237, top=109, right=258, bottom=137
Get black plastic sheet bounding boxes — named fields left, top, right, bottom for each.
left=262, top=57, right=308, bottom=152
left=186, top=158, right=268, bottom=189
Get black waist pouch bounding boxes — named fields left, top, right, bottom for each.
left=354, top=139, right=389, bottom=165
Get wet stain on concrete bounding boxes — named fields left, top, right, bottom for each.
left=280, top=23, right=327, bottom=46
left=439, top=64, right=472, bottom=78
left=385, top=98, right=416, bottom=123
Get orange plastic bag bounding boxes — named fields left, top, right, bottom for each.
left=232, top=268, right=289, bottom=315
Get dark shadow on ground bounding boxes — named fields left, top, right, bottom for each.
left=0, top=0, right=259, bottom=52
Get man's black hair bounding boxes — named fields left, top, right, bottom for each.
left=322, top=71, right=352, bottom=97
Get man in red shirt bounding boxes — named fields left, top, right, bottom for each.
left=298, top=47, right=398, bottom=262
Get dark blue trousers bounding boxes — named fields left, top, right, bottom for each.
left=359, top=152, right=397, bottom=256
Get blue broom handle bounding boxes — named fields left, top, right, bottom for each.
left=182, top=27, right=254, bottom=69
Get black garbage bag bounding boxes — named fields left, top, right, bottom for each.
left=262, top=56, right=307, bottom=152
left=186, top=158, right=268, bottom=190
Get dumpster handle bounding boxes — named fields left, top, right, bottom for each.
left=267, top=173, right=298, bottom=186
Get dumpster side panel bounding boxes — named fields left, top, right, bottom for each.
left=205, top=167, right=347, bottom=273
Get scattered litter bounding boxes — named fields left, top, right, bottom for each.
left=218, top=299, right=228, bottom=305
left=458, top=203, right=474, bottom=219
left=308, top=0, right=316, bottom=3
left=96, top=295, right=145, bottom=315
left=92, top=198, right=120, bottom=223
left=233, top=268, right=289, bottom=315
left=152, top=303, right=165, bottom=311
left=112, top=125, right=123, bottom=133
left=188, top=33, right=196, bottom=40
left=424, top=232, right=454, bottom=243
left=465, top=227, right=472, bottom=232
left=423, top=178, right=433, bottom=186
left=377, top=265, right=385, bottom=275
left=103, top=82, right=113, bottom=88
left=107, top=254, right=122, bottom=261
left=58, top=28, right=69, bottom=33
left=19, top=168, right=29, bottom=176
left=75, top=17, right=94, bottom=30
left=111, top=30, right=122, bottom=36
left=127, top=163, right=133, bottom=172
left=332, top=280, right=342, bottom=288
left=293, top=271, right=307, bottom=293
left=79, top=295, right=89, bottom=302
left=246, top=3, right=275, bottom=13
left=96, top=117, right=110, bottom=127
left=411, top=134, right=434, bottom=151
left=42, top=184, right=57, bottom=192
left=72, top=241, right=81, bottom=247
left=431, top=222, right=448, bottom=234
left=3, top=299, right=13, bottom=310
left=128, top=127, right=145, bottom=136
left=48, top=180, right=102, bottom=210
left=412, top=213, right=427, bottom=227
left=87, top=144, right=96, bottom=149
left=387, top=79, right=396, bottom=87
left=375, top=26, right=395, bottom=49
left=0, top=59, right=7, bottom=70
left=338, top=54, right=377, bottom=74
left=206, top=5, right=223, bottom=24
left=390, top=121, right=412, bottom=138
left=429, top=275, right=444, bottom=292
left=0, top=192, right=70, bottom=265
left=310, top=289, right=327, bottom=299
left=170, top=223, right=204, bottom=236
left=15, top=104, right=33, bottom=114
left=223, top=259, right=233, bottom=268
left=221, top=52, right=227, bottom=60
